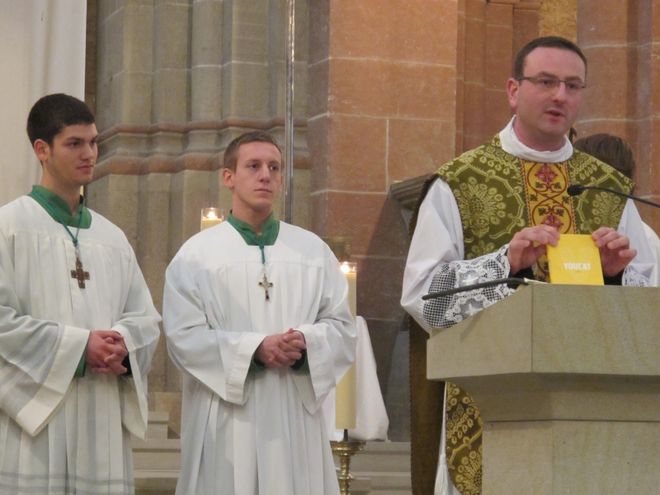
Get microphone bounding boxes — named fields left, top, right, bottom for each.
left=567, top=184, right=660, bottom=209
left=422, top=277, right=541, bottom=301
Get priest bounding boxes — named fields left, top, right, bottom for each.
left=401, top=36, right=656, bottom=495
left=0, top=93, right=161, bottom=494
left=163, top=131, right=356, bottom=495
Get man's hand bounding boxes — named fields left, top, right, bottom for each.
left=507, top=225, right=560, bottom=274
left=86, top=330, right=128, bottom=375
left=592, top=227, right=637, bottom=277
left=283, top=328, right=306, bottom=351
left=255, top=329, right=306, bottom=369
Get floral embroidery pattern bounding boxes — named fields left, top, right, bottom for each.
left=523, top=161, right=575, bottom=235
left=446, top=382, right=482, bottom=495
left=567, top=151, right=633, bottom=233
left=521, top=161, right=576, bottom=280
left=455, top=449, right=482, bottom=495
left=455, top=178, right=506, bottom=239
left=437, top=139, right=527, bottom=261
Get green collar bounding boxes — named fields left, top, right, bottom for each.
left=227, top=213, right=279, bottom=264
left=28, top=185, right=91, bottom=229
left=227, top=213, right=279, bottom=246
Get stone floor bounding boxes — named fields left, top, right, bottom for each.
left=133, top=411, right=412, bottom=495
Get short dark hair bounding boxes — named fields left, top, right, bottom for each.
left=513, top=36, right=587, bottom=79
left=27, top=93, right=95, bottom=145
left=223, top=131, right=282, bottom=171
left=573, top=133, right=635, bottom=179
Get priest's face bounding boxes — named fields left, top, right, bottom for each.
left=223, top=141, right=283, bottom=219
left=507, top=47, right=586, bottom=151
left=34, top=123, right=98, bottom=195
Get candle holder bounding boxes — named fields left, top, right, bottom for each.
left=200, top=207, right=225, bottom=231
left=331, top=429, right=365, bottom=495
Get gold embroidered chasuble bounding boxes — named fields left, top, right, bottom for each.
left=433, top=136, right=633, bottom=495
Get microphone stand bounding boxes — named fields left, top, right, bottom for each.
left=422, top=277, right=540, bottom=301
left=567, top=184, right=660, bottom=209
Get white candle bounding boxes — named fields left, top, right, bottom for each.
left=340, top=261, right=357, bottom=317
left=335, top=364, right=356, bottom=430
left=200, top=207, right=225, bottom=231
left=336, top=261, right=357, bottom=430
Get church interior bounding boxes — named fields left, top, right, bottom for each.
left=2, top=1, right=660, bottom=494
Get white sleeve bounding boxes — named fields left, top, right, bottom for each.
left=400, top=179, right=464, bottom=322
left=401, top=179, right=515, bottom=332
left=296, top=245, right=357, bottom=409
left=642, top=223, right=660, bottom=286
left=112, top=250, right=162, bottom=439
left=618, top=200, right=655, bottom=286
left=162, top=253, right=265, bottom=406
left=0, top=228, right=89, bottom=436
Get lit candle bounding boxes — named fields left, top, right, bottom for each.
left=340, top=261, right=357, bottom=317
left=200, top=207, right=225, bottom=231
left=336, top=261, right=357, bottom=430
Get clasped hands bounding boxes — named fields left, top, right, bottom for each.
left=507, top=225, right=636, bottom=277
left=86, top=330, right=128, bottom=375
left=254, top=328, right=306, bottom=369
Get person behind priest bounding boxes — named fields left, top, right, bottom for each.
left=401, top=36, right=656, bottom=495
left=0, top=93, right=161, bottom=494
left=162, top=131, right=356, bottom=495
left=574, top=133, right=660, bottom=286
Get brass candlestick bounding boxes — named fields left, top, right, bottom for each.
left=331, top=429, right=365, bottom=495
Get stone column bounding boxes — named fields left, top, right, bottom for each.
left=308, top=0, right=460, bottom=441
left=460, top=0, right=519, bottom=150
left=90, top=0, right=310, bottom=433
left=577, top=0, right=660, bottom=230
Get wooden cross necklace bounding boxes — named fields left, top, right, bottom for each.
left=60, top=207, right=90, bottom=289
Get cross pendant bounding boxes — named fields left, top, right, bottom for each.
left=71, top=256, right=90, bottom=289
left=258, top=272, right=273, bottom=301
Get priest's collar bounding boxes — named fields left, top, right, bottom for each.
left=227, top=212, right=280, bottom=247
left=28, top=185, right=92, bottom=228
left=499, top=117, right=573, bottom=163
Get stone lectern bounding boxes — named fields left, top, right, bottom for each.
left=427, top=284, right=660, bottom=495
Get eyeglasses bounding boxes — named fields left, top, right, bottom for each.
left=517, top=76, right=586, bottom=94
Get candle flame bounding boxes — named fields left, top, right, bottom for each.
left=340, top=261, right=356, bottom=274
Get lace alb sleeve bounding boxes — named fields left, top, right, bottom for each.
left=622, top=265, right=650, bottom=287
left=422, top=245, right=517, bottom=329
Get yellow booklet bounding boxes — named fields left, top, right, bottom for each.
left=547, top=234, right=604, bottom=285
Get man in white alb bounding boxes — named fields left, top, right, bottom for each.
left=163, top=131, right=356, bottom=495
left=0, top=93, right=161, bottom=494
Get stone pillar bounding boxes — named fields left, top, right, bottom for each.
left=460, top=0, right=488, bottom=150
left=513, top=1, right=541, bottom=54
left=90, top=0, right=310, bottom=434
left=460, top=0, right=519, bottom=150
left=577, top=0, right=660, bottom=230
left=308, top=0, right=459, bottom=440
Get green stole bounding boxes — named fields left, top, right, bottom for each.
left=28, top=185, right=92, bottom=376
left=432, top=136, right=633, bottom=495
